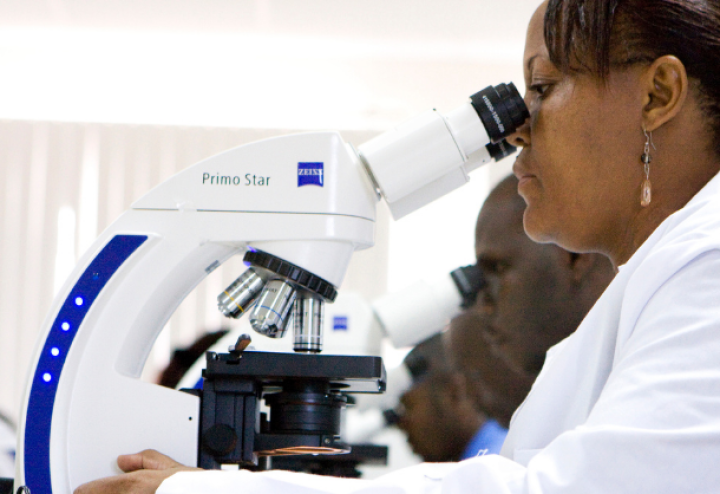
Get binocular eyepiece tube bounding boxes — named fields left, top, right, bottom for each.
left=358, top=82, right=529, bottom=219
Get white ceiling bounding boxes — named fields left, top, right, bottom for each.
left=0, top=0, right=538, bottom=42
left=0, top=0, right=540, bottom=129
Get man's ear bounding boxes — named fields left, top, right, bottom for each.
left=641, top=55, right=689, bottom=132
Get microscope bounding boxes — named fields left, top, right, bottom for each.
left=373, top=263, right=483, bottom=349
left=15, top=83, right=527, bottom=494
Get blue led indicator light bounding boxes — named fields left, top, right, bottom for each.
left=61, top=322, right=70, bottom=331
left=50, top=348, right=60, bottom=357
left=74, top=297, right=84, bottom=306
left=42, top=373, right=52, bottom=383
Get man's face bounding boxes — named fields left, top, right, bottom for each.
left=445, top=310, right=535, bottom=427
left=474, top=185, right=574, bottom=374
left=397, top=335, right=483, bottom=462
left=397, top=375, right=449, bottom=461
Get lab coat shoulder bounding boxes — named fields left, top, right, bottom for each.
left=516, top=248, right=720, bottom=494
left=617, top=183, right=720, bottom=351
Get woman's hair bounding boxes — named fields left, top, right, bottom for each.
left=544, top=0, right=720, bottom=155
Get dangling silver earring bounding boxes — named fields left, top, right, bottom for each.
left=640, top=128, right=656, bottom=207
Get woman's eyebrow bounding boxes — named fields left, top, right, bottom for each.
left=526, top=54, right=539, bottom=73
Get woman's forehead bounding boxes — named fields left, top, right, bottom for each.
left=524, top=3, right=550, bottom=71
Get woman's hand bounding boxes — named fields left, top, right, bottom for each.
left=74, top=450, right=200, bottom=494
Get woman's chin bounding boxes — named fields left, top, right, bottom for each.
left=522, top=207, right=557, bottom=244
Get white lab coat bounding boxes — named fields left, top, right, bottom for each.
left=159, top=171, right=720, bottom=494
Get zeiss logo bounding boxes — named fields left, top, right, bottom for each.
left=298, top=162, right=324, bottom=187
left=333, top=316, right=348, bottom=331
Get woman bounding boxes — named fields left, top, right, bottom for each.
left=76, top=1, right=720, bottom=493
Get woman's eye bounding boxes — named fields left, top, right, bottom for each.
left=529, top=83, right=551, bottom=98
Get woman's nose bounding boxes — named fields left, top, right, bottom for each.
left=506, top=114, right=530, bottom=148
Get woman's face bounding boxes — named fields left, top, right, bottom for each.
left=511, top=3, right=648, bottom=256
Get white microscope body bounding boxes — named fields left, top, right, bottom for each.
left=15, top=84, right=527, bottom=494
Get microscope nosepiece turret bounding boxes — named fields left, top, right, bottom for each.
left=217, top=249, right=337, bottom=352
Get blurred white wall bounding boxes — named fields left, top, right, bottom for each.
left=0, top=0, right=539, bottom=419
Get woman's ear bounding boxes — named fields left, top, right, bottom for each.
left=641, top=55, right=689, bottom=132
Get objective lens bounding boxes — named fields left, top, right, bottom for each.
left=293, top=297, right=324, bottom=353
left=250, top=279, right=297, bottom=338
left=217, top=267, right=266, bottom=318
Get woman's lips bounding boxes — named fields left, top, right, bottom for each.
left=512, top=160, right=535, bottom=187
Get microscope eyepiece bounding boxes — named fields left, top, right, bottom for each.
left=358, top=81, right=528, bottom=219
left=450, top=264, right=484, bottom=309
left=494, top=82, right=530, bottom=130
left=486, top=139, right=517, bottom=162
left=470, top=82, right=529, bottom=143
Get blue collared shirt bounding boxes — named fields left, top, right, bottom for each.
left=460, top=418, right=507, bottom=459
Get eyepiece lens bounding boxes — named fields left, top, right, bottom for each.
left=470, top=83, right=529, bottom=142
left=486, top=139, right=517, bottom=161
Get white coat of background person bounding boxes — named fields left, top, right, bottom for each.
left=75, top=0, right=720, bottom=493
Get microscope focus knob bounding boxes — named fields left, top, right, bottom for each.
left=202, top=424, right=238, bottom=456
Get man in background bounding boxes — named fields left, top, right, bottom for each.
left=397, top=333, right=503, bottom=461
left=444, top=310, right=535, bottom=429
left=399, top=174, right=615, bottom=460
left=444, top=174, right=614, bottom=435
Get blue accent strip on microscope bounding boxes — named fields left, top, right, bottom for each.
left=24, top=235, right=148, bottom=494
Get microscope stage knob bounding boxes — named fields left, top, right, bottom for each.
left=202, top=424, right=238, bottom=456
